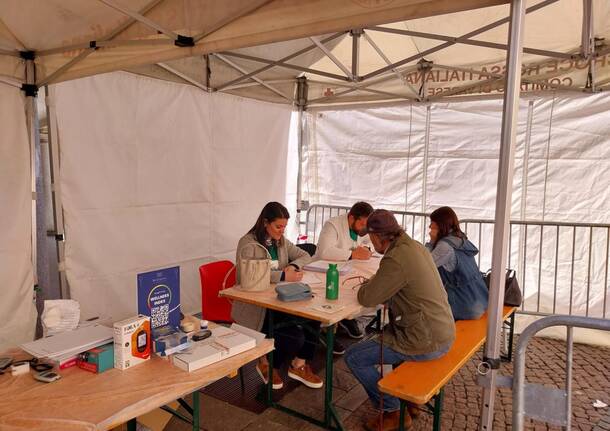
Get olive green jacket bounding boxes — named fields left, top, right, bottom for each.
left=231, top=232, right=312, bottom=331
left=358, top=232, right=456, bottom=356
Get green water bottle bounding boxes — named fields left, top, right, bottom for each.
left=326, top=263, right=339, bottom=300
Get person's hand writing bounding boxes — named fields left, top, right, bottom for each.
left=284, top=266, right=303, bottom=282
left=351, top=246, right=372, bottom=260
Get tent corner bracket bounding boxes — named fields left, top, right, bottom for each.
left=21, top=84, right=38, bottom=97
left=19, top=51, right=35, bottom=61
left=175, top=35, right=195, bottom=48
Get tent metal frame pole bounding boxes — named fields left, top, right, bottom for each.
left=307, top=63, right=421, bottom=103
left=215, top=33, right=345, bottom=91
left=44, top=85, right=69, bottom=298
left=0, top=48, right=20, bottom=57
left=37, top=38, right=174, bottom=57
left=193, top=0, right=274, bottom=42
left=221, top=79, right=299, bottom=91
left=204, top=54, right=211, bottom=89
left=350, top=29, right=362, bottom=81
left=24, top=58, right=39, bottom=288
left=37, top=0, right=166, bottom=86
left=38, top=51, right=93, bottom=87
left=213, top=54, right=292, bottom=102
left=156, top=63, right=210, bottom=92
left=310, top=83, right=415, bottom=103
left=96, top=0, right=179, bottom=41
left=360, top=0, right=558, bottom=81
left=361, top=31, right=419, bottom=97
left=479, top=1, right=526, bottom=430
left=421, top=105, right=431, bottom=218
left=295, top=77, right=308, bottom=234
left=219, top=51, right=350, bottom=82
left=367, top=26, right=574, bottom=60
left=581, top=0, right=593, bottom=58
left=581, top=0, right=596, bottom=91
left=310, top=36, right=353, bottom=80
left=0, top=75, right=23, bottom=88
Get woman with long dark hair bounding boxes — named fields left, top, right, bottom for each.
left=232, top=202, right=322, bottom=390
left=427, top=206, right=489, bottom=320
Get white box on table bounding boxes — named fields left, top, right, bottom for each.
left=171, top=324, right=258, bottom=372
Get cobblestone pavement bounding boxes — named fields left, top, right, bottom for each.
left=165, top=335, right=609, bottom=431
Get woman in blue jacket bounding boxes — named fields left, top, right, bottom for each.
left=427, top=206, right=489, bottom=320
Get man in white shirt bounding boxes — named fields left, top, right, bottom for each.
left=315, top=202, right=374, bottom=262
left=315, top=202, right=374, bottom=339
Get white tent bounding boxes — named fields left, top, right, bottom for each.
left=1, top=1, right=609, bottom=429
left=1, top=1, right=608, bottom=103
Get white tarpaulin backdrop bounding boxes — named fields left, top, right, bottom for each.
left=53, top=72, right=292, bottom=323
left=303, top=93, right=610, bottom=343
left=0, top=85, right=37, bottom=351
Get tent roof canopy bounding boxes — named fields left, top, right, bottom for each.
left=1, top=0, right=609, bottom=104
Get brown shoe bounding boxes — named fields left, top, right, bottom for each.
left=406, top=401, right=421, bottom=419
left=287, top=364, right=323, bottom=389
left=256, top=362, right=283, bottom=390
left=364, top=410, right=413, bottom=431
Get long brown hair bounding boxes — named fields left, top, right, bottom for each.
left=430, top=206, right=465, bottom=244
left=249, top=202, right=290, bottom=245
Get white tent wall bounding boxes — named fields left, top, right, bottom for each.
left=302, top=92, right=610, bottom=345
left=0, top=84, right=37, bottom=351
left=52, top=71, right=292, bottom=323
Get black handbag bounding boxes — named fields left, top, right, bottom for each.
left=482, top=269, right=523, bottom=307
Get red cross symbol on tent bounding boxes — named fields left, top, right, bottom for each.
left=323, top=87, right=334, bottom=97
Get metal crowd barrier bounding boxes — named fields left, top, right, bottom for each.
left=304, top=204, right=610, bottom=319
left=512, top=315, right=610, bottom=430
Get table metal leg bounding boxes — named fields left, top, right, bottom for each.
left=192, top=390, right=200, bottom=431
left=398, top=400, right=406, bottom=431
left=265, top=316, right=343, bottom=430
left=324, top=323, right=335, bottom=427
left=432, top=388, right=444, bottom=431
left=507, top=311, right=515, bottom=362
left=501, top=311, right=516, bottom=362
left=266, top=309, right=275, bottom=407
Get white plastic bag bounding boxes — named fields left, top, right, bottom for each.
left=41, top=299, right=80, bottom=336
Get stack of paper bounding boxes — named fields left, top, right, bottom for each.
left=303, top=260, right=352, bottom=274
left=20, top=324, right=114, bottom=362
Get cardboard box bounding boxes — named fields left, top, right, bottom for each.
left=113, top=315, right=151, bottom=370
left=78, top=342, right=114, bottom=373
left=212, top=326, right=257, bottom=356
left=171, top=325, right=257, bottom=372
left=172, top=343, right=223, bottom=372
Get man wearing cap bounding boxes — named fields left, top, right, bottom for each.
left=344, top=209, right=455, bottom=431
left=314, top=201, right=374, bottom=342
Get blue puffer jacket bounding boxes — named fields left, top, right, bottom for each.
left=436, top=236, right=489, bottom=320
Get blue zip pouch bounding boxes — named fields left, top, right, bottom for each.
left=275, top=282, right=313, bottom=302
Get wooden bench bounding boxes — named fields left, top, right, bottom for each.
left=378, top=306, right=517, bottom=431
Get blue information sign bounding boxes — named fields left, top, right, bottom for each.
left=137, top=266, right=181, bottom=330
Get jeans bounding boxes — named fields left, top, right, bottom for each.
left=344, top=339, right=451, bottom=412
